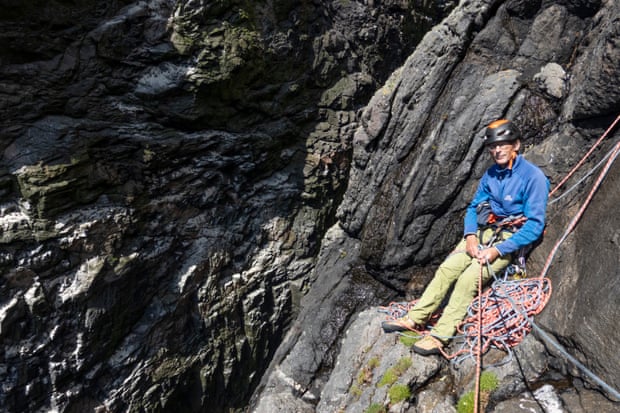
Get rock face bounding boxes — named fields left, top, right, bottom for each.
left=253, top=0, right=620, bottom=411
left=0, top=1, right=448, bottom=412
left=0, top=1, right=618, bottom=413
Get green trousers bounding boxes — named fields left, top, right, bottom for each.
left=407, top=228, right=513, bottom=342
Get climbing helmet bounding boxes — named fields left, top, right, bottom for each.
left=484, top=119, right=521, bottom=145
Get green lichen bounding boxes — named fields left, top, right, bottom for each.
left=143, top=147, right=155, bottom=163
left=152, top=356, right=191, bottom=382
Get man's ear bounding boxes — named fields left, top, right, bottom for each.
left=513, top=140, right=521, bottom=152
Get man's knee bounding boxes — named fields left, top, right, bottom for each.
left=453, top=265, right=482, bottom=295
left=437, top=254, right=472, bottom=281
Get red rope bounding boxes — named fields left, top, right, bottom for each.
left=473, top=265, right=483, bottom=413
left=459, top=277, right=552, bottom=349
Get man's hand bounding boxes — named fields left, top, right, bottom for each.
left=477, top=247, right=500, bottom=264
left=465, top=234, right=479, bottom=257
left=466, top=234, right=500, bottom=263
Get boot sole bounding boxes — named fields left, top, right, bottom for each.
left=412, top=345, right=441, bottom=356
left=381, top=319, right=416, bottom=333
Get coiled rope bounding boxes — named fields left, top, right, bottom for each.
left=455, top=275, right=552, bottom=364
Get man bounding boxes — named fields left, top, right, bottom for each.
left=382, top=119, right=550, bottom=356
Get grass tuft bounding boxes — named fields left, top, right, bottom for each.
left=388, top=383, right=411, bottom=404
left=364, top=403, right=387, bottom=413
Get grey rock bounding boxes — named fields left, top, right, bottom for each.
left=534, top=63, right=567, bottom=99
left=491, top=384, right=564, bottom=413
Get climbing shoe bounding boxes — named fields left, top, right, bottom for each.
left=412, top=335, right=444, bottom=356
left=381, top=317, right=419, bottom=333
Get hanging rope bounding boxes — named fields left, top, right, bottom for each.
left=540, top=133, right=620, bottom=279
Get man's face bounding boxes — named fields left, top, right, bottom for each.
left=487, top=140, right=520, bottom=168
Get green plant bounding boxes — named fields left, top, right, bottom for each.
left=479, top=371, right=499, bottom=391
left=377, top=368, right=398, bottom=387
left=357, top=356, right=381, bottom=386
left=364, top=403, right=387, bottom=413
left=350, top=384, right=362, bottom=399
left=388, top=383, right=411, bottom=404
left=394, top=357, right=412, bottom=374
left=367, top=356, right=380, bottom=369
left=456, top=391, right=475, bottom=413
left=357, top=367, right=371, bottom=385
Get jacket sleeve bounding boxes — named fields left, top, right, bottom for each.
left=464, top=174, right=490, bottom=237
left=495, top=171, right=550, bottom=255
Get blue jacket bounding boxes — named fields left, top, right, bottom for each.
left=464, top=154, right=550, bottom=255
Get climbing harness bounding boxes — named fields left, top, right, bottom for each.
left=478, top=206, right=532, bottom=278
